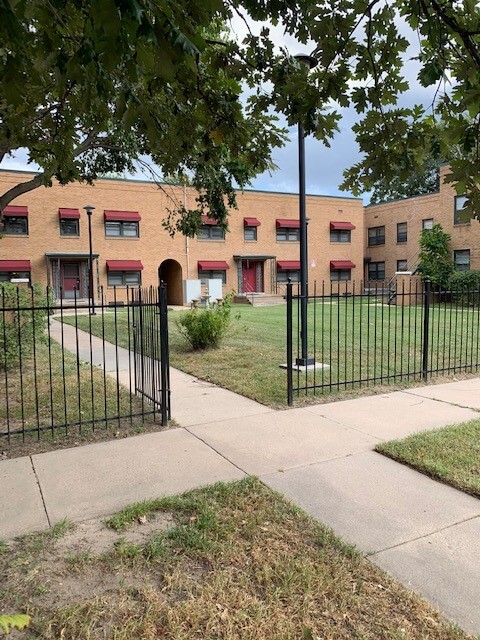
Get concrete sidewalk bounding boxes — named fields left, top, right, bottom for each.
left=1, top=322, right=480, bottom=634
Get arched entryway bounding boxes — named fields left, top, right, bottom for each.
left=159, top=259, right=183, bottom=305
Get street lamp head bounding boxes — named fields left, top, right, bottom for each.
left=83, top=205, right=95, bottom=215
left=294, top=53, right=318, bottom=70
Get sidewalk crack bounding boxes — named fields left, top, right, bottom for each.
left=183, top=427, right=249, bottom=476
left=367, top=513, right=480, bottom=558
left=29, top=456, right=51, bottom=528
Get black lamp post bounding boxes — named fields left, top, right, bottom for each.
left=294, top=53, right=317, bottom=366
left=84, top=205, right=96, bottom=315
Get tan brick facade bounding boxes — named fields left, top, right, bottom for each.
left=364, top=165, right=480, bottom=280
left=0, top=170, right=364, bottom=303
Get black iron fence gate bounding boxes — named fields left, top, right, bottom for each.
left=131, top=285, right=171, bottom=425
left=286, top=278, right=480, bottom=405
left=0, top=283, right=170, bottom=443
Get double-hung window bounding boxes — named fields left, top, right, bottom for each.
left=368, top=261, right=385, bottom=280
left=454, top=195, right=468, bottom=225
left=105, top=221, right=139, bottom=237
left=368, top=226, right=385, bottom=246
left=107, top=271, right=142, bottom=286
left=454, top=249, right=470, bottom=271
left=397, top=222, right=407, bottom=243
left=104, top=211, right=141, bottom=237
left=198, top=225, right=225, bottom=240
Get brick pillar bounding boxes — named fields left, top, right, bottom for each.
left=395, top=272, right=423, bottom=307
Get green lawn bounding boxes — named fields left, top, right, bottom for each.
left=376, top=419, right=480, bottom=498
left=0, top=478, right=470, bottom=639
left=0, top=339, right=159, bottom=458
left=64, top=300, right=480, bottom=407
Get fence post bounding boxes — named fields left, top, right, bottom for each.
left=422, top=277, right=431, bottom=381
left=286, top=279, right=293, bottom=406
left=159, top=281, right=170, bottom=425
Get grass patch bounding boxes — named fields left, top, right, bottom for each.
left=376, top=418, right=480, bottom=498
left=65, top=301, right=480, bottom=407
left=0, top=478, right=472, bottom=639
left=1, top=339, right=168, bottom=458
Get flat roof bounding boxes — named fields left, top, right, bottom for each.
left=365, top=190, right=440, bottom=207
left=0, top=168, right=363, bottom=201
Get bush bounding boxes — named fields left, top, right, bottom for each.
left=448, top=270, right=480, bottom=305
left=0, top=283, right=50, bottom=370
left=177, top=294, right=235, bottom=350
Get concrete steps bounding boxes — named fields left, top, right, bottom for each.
left=234, top=293, right=286, bottom=307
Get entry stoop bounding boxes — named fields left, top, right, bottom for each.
left=234, top=293, right=286, bottom=307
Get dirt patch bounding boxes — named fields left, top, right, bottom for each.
left=53, top=512, right=176, bottom=557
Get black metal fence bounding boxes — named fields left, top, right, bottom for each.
left=0, top=283, right=170, bottom=443
left=286, top=278, right=480, bottom=404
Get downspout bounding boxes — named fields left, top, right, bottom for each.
left=184, top=182, right=190, bottom=279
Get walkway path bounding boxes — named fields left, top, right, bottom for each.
left=1, top=321, right=480, bottom=634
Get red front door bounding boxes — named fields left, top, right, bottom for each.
left=242, top=261, right=261, bottom=293
left=62, top=262, right=81, bottom=299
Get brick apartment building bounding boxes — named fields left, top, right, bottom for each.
left=364, top=164, right=480, bottom=281
left=0, top=169, right=364, bottom=304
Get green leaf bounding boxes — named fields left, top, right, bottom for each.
left=0, top=614, right=31, bottom=633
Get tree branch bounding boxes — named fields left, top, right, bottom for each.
left=0, top=173, right=45, bottom=215
left=427, top=0, right=480, bottom=69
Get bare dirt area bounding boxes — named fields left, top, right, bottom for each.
left=0, top=478, right=472, bottom=639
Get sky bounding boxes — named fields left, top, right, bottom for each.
left=0, top=8, right=435, bottom=202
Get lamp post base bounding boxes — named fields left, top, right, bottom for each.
left=280, top=361, right=330, bottom=372
left=295, top=356, right=316, bottom=366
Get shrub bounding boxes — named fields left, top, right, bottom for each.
left=448, top=270, right=480, bottom=305
left=0, top=283, right=50, bottom=370
left=416, top=224, right=454, bottom=286
left=177, top=294, right=235, bottom=350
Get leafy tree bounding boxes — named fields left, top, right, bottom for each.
left=369, top=158, right=440, bottom=204
left=416, top=224, right=454, bottom=287
left=1, top=1, right=480, bottom=232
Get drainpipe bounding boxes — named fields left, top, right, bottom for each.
left=184, top=182, right=190, bottom=279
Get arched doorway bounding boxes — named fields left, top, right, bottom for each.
left=159, top=259, right=183, bottom=306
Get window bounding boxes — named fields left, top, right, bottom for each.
left=60, top=218, right=79, bottom=236
left=368, top=261, right=385, bottom=280
left=397, top=222, right=407, bottom=243
left=368, top=226, right=385, bottom=246
left=330, top=269, right=351, bottom=281
left=198, top=225, right=225, bottom=240
left=107, top=271, right=141, bottom=286
left=422, top=218, right=434, bottom=230
left=276, top=270, right=300, bottom=283
left=454, top=195, right=468, bottom=224
left=3, top=217, right=28, bottom=235
left=244, top=226, right=257, bottom=241
left=198, top=270, right=226, bottom=284
left=105, top=221, right=139, bottom=237
left=330, top=229, right=351, bottom=243
left=397, top=259, right=408, bottom=272
left=276, top=227, right=300, bottom=242
left=454, top=249, right=470, bottom=271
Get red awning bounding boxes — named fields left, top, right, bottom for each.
left=244, top=217, right=261, bottom=227
left=3, top=206, right=28, bottom=217
left=330, top=260, right=356, bottom=270
left=330, top=221, right=356, bottom=230
left=277, top=260, right=301, bottom=271
left=197, top=260, right=229, bottom=270
left=104, top=210, right=141, bottom=221
left=0, top=260, right=31, bottom=271
left=59, top=208, right=80, bottom=219
left=201, top=214, right=218, bottom=226
left=276, top=219, right=300, bottom=228
left=106, top=260, right=144, bottom=271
